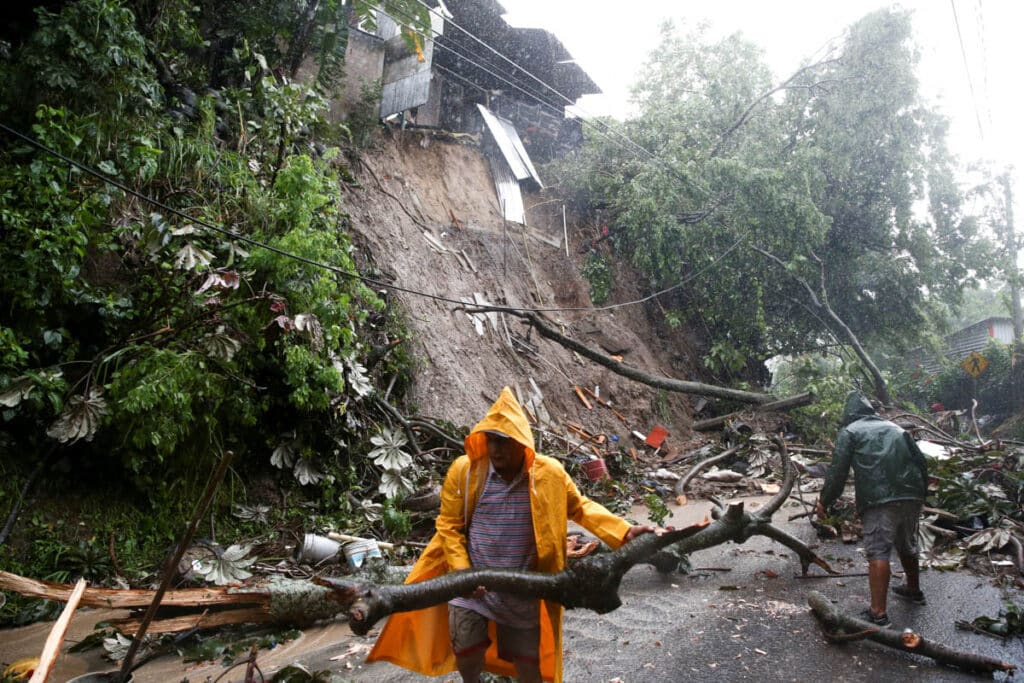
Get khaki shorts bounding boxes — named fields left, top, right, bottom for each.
left=862, top=500, right=921, bottom=561
left=448, top=604, right=540, bottom=663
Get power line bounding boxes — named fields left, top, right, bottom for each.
left=370, top=1, right=697, bottom=187
left=0, top=123, right=738, bottom=315
left=410, top=0, right=661, bottom=163
left=950, top=0, right=985, bottom=140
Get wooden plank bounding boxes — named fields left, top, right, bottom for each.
left=574, top=386, right=593, bottom=410
left=30, top=578, right=87, bottom=683
left=107, top=607, right=274, bottom=634
left=0, top=570, right=268, bottom=608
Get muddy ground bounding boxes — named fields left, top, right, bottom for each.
left=7, top=496, right=1021, bottom=682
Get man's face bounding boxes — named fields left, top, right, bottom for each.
left=486, top=433, right=525, bottom=480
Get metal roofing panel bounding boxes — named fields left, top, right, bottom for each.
left=488, top=156, right=525, bottom=224
left=477, top=104, right=543, bottom=188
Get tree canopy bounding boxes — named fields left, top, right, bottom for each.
left=554, top=9, right=995, bottom=372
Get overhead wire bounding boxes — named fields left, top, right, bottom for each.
left=409, top=0, right=662, bottom=163
left=0, top=122, right=742, bottom=314
left=369, top=1, right=698, bottom=187
left=950, top=0, right=985, bottom=140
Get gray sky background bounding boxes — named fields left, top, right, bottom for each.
left=500, top=0, right=1020, bottom=179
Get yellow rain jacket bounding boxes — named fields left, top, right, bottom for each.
left=366, top=387, right=631, bottom=682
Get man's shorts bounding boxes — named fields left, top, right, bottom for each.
left=862, top=500, right=922, bottom=561
left=448, top=604, right=540, bottom=664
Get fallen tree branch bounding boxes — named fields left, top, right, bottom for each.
left=317, top=439, right=838, bottom=634
left=675, top=446, right=741, bottom=496
left=1, top=446, right=837, bottom=637
left=807, top=591, right=1016, bottom=674
left=476, top=307, right=775, bottom=404
left=691, top=392, right=815, bottom=431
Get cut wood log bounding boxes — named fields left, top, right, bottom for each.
left=29, top=578, right=86, bottom=683
left=807, top=591, right=1016, bottom=673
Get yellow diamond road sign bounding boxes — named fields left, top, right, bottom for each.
left=962, top=351, right=988, bottom=378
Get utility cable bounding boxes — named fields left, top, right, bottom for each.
left=411, top=0, right=660, bottom=163
left=369, top=1, right=696, bottom=187
left=950, top=0, right=985, bottom=140
left=0, top=122, right=739, bottom=314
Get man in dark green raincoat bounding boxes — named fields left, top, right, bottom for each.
left=816, top=391, right=929, bottom=627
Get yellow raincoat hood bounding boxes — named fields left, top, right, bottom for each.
left=365, top=387, right=631, bottom=682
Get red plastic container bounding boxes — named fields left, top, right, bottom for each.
left=581, top=458, right=609, bottom=481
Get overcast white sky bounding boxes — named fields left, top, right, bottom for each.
left=500, top=0, right=1020, bottom=178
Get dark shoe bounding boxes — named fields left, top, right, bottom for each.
left=892, top=585, right=926, bottom=605
left=859, top=608, right=891, bottom=627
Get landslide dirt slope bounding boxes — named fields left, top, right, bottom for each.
left=342, top=129, right=710, bottom=453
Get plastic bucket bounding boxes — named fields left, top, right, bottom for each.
left=343, top=538, right=383, bottom=569
left=581, top=458, right=609, bottom=481
left=297, top=533, right=342, bottom=564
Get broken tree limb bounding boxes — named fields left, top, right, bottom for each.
left=29, top=577, right=86, bottom=683
left=752, top=247, right=890, bottom=405
left=807, top=591, right=1016, bottom=674
left=1, top=446, right=837, bottom=637
left=479, top=307, right=776, bottom=405
left=691, top=392, right=814, bottom=431
left=316, top=439, right=838, bottom=635
left=674, top=446, right=741, bottom=496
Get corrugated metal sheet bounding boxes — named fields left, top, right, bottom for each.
left=477, top=104, right=543, bottom=188
left=488, top=155, right=525, bottom=224
left=910, top=317, right=1014, bottom=373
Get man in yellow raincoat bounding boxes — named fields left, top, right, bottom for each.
left=366, top=387, right=653, bottom=682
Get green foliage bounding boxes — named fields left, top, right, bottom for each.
left=642, top=493, right=672, bottom=527
left=553, top=10, right=993, bottom=376
left=771, top=351, right=871, bottom=441
left=0, top=0, right=420, bottom=581
left=581, top=252, right=613, bottom=305
left=1, top=0, right=160, bottom=121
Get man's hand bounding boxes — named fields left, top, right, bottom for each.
left=623, top=524, right=669, bottom=543
left=815, top=500, right=827, bottom=520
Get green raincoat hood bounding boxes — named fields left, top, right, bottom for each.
left=840, top=391, right=876, bottom=427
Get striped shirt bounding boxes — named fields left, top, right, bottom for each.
left=450, top=464, right=539, bottom=628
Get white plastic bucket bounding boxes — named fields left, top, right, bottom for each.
left=343, top=538, right=383, bottom=569
left=297, top=533, right=342, bottom=564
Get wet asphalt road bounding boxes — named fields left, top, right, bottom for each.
left=334, top=497, right=1024, bottom=682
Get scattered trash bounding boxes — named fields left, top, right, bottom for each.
left=342, top=538, right=384, bottom=570
left=645, top=424, right=669, bottom=449
left=652, top=468, right=681, bottom=481
left=297, top=534, right=342, bottom=565
left=701, top=470, right=744, bottom=483
left=582, top=457, right=610, bottom=481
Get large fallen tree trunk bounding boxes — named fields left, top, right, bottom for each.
left=1, top=441, right=836, bottom=635
left=480, top=307, right=776, bottom=405
left=807, top=591, right=1016, bottom=674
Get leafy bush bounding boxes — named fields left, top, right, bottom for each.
left=0, top=0, right=423, bottom=586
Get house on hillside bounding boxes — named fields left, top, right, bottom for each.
left=910, top=316, right=1015, bottom=374
left=333, top=0, right=599, bottom=225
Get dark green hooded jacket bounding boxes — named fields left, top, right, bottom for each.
left=819, top=392, right=928, bottom=513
